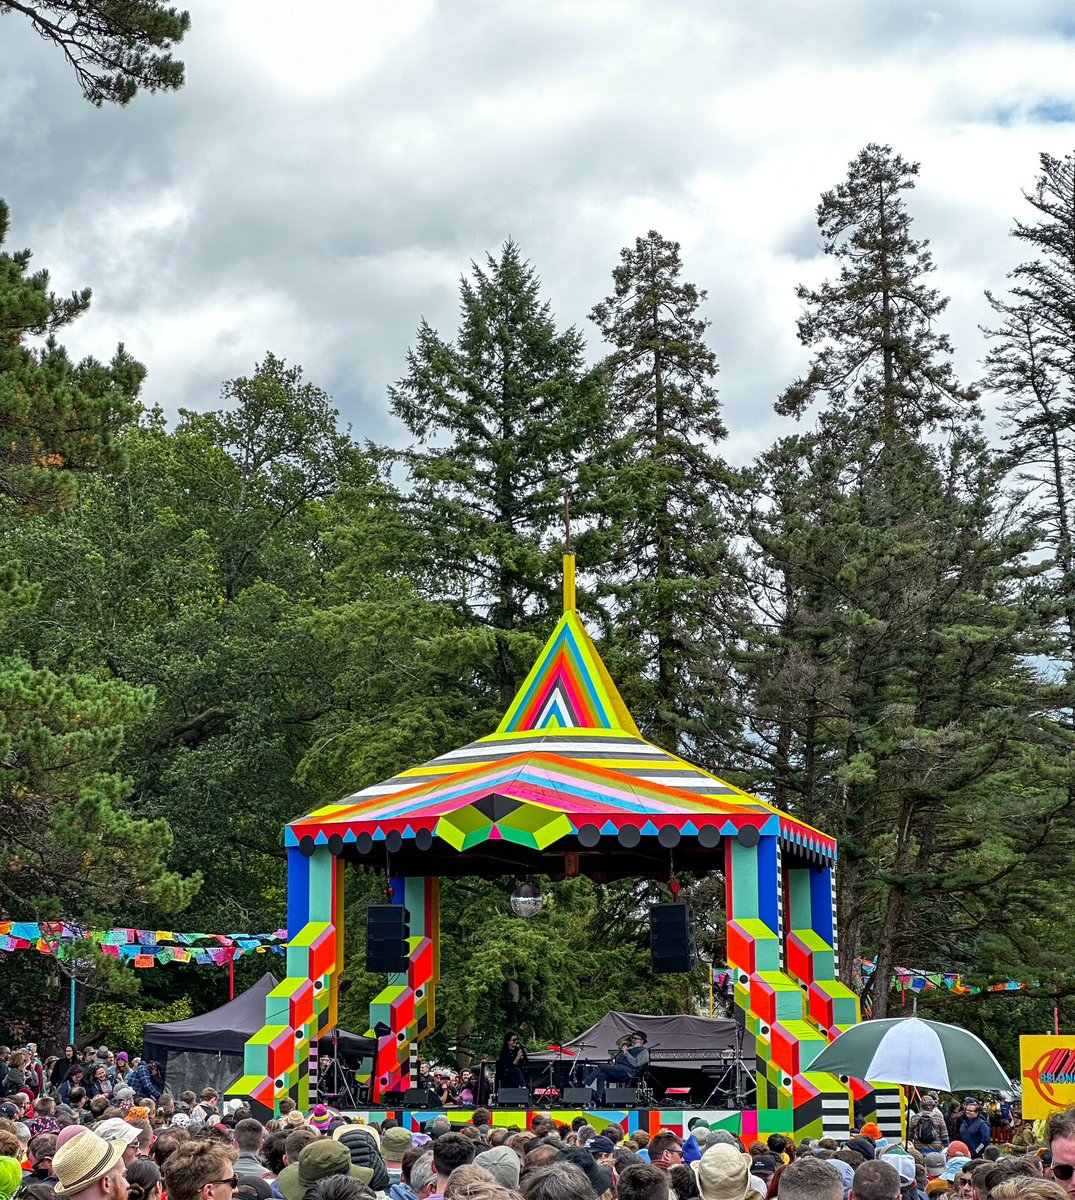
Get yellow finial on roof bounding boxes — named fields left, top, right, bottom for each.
left=564, top=553, right=576, bottom=614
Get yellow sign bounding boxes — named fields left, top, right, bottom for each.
left=1020, top=1035, right=1075, bottom=1119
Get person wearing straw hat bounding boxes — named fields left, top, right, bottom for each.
left=692, top=1144, right=757, bottom=1200
left=52, top=1128, right=128, bottom=1200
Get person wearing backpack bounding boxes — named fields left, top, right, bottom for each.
left=911, top=1094, right=949, bottom=1151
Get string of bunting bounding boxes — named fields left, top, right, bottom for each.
left=0, top=922, right=287, bottom=969
left=858, top=958, right=1033, bottom=997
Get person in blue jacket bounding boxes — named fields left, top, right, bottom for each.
left=957, top=1098, right=991, bottom=1157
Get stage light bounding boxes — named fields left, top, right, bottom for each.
left=509, top=880, right=545, bottom=918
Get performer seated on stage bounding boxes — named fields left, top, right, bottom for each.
left=495, top=1031, right=528, bottom=1091
left=583, top=1030, right=650, bottom=1101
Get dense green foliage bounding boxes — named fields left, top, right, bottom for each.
left=4, top=148, right=1075, bottom=1067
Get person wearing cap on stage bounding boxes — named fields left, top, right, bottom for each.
left=51, top=1127, right=129, bottom=1200
left=582, top=1031, right=649, bottom=1104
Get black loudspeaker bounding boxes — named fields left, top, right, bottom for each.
left=496, top=1087, right=530, bottom=1105
left=562, top=1087, right=592, bottom=1105
left=403, top=1087, right=434, bottom=1107
left=381, top=1090, right=405, bottom=1106
left=367, top=904, right=409, bottom=972
left=650, top=902, right=698, bottom=973
left=604, top=1086, right=639, bottom=1105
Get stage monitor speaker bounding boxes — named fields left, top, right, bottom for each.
left=367, top=904, right=409, bottom=972
left=650, top=902, right=698, bottom=973
left=496, top=1087, right=530, bottom=1106
left=562, top=1087, right=592, bottom=1105
left=604, top=1086, right=639, bottom=1105
left=381, top=1090, right=405, bottom=1106
left=403, top=1087, right=434, bottom=1107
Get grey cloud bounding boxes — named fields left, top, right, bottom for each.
left=0, top=0, right=1072, bottom=459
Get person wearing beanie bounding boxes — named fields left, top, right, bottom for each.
left=307, top=1108, right=337, bottom=1136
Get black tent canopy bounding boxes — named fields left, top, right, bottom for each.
left=527, top=1010, right=752, bottom=1064
left=143, top=973, right=375, bottom=1097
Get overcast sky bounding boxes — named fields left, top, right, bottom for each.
left=2, top=0, right=1074, bottom=464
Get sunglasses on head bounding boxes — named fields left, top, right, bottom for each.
left=1054, top=1163, right=1075, bottom=1182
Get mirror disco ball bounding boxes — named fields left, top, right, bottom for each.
left=509, top=881, right=545, bottom=918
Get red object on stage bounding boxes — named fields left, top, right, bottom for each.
left=547, top=1044, right=576, bottom=1056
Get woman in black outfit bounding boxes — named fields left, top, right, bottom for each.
left=495, top=1031, right=527, bottom=1091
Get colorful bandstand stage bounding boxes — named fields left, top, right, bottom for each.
left=229, top=556, right=903, bottom=1142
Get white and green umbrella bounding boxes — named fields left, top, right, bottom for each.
left=808, top=1017, right=1012, bottom=1093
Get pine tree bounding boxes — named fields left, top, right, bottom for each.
left=390, top=241, right=608, bottom=706
left=1, top=1, right=189, bottom=106
left=0, top=200, right=144, bottom=510
left=777, top=144, right=978, bottom=444
left=738, top=146, right=1066, bottom=1015
left=984, top=151, right=1075, bottom=711
left=589, top=230, right=738, bottom=755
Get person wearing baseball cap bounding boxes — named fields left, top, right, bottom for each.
left=53, top=1128, right=128, bottom=1200
left=95, top=1118, right=141, bottom=1168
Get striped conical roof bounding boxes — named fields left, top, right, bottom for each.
left=287, top=559, right=835, bottom=860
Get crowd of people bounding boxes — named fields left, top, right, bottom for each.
left=0, top=1041, right=1070, bottom=1200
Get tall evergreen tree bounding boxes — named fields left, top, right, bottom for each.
left=390, top=241, right=608, bottom=706
left=737, top=146, right=1067, bottom=1015
left=984, top=151, right=1075, bottom=713
left=777, top=144, right=978, bottom=443
left=589, top=230, right=737, bottom=756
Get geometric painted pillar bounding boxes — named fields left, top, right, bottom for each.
left=726, top=836, right=865, bottom=1140
left=228, top=846, right=345, bottom=1119
left=782, top=861, right=863, bottom=1140
left=365, top=875, right=440, bottom=1103
left=726, top=833, right=786, bottom=1111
